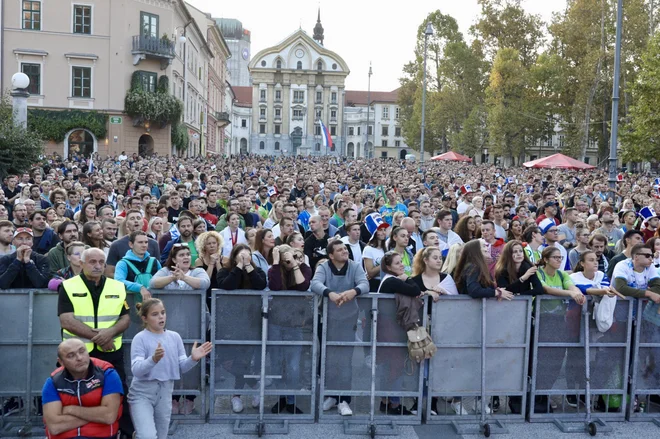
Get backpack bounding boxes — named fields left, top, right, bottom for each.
left=122, top=258, right=156, bottom=301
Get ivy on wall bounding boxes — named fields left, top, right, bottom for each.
left=27, top=109, right=107, bottom=142
left=125, top=72, right=183, bottom=128
left=171, top=122, right=189, bottom=153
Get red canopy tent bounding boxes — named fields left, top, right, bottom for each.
left=430, top=151, right=473, bottom=162
left=523, top=153, right=595, bottom=170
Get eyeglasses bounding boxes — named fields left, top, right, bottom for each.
left=636, top=253, right=653, bottom=259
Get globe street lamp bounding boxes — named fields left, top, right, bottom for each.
left=11, top=72, right=30, bottom=129
left=420, top=22, right=433, bottom=163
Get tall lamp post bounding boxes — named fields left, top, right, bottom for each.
left=608, top=0, right=623, bottom=194
left=366, top=63, right=372, bottom=158
left=11, top=72, right=30, bottom=129
left=420, top=22, right=433, bottom=163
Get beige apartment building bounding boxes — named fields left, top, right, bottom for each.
left=1, top=0, right=226, bottom=158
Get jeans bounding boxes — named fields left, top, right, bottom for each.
left=269, top=324, right=303, bottom=405
left=128, top=379, right=174, bottom=439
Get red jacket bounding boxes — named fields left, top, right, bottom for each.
left=45, top=358, right=122, bottom=439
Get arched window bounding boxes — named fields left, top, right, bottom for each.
left=275, top=141, right=280, bottom=151
left=317, top=61, right=322, bottom=71
left=259, top=141, right=265, bottom=150
left=67, top=129, right=95, bottom=158
left=276, top=59, right=282, bottom=69
left=297, top=61, right=302, bottom=70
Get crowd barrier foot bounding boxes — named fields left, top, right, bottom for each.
left=1, top=422, right=43, bottom=437
left=232, top=419, right=289, bottom=436
left=343, top=420, right=397, bottom=438
left=168, top=419, right=179, bottom=436
left=552, top=418, right=611, bottom=436
left=452, top=419, right=508, bottom=437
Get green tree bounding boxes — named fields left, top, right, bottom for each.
left=0, top=93, right=44, bottom=179
left=621, top=33, right=660, bottom=162
left=471, top=0, right=545, bottom=68
left=399, top=10, right=485, bottom=155
left=485, top=48, right=530, bottom=164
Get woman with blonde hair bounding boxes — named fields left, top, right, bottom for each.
left=195, top=231, right=225, bottom=307
left=263, top=201, right=284, bottom=229
left=148, top=216, right=165, bottom=242
left=441, top=244, right=463, bottom=277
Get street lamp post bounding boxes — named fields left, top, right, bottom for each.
left=366, top=63, right=372, bottom=158
left=608, top=0, right=623, bottom=194
left=420, top=22, right=433, bottom=163
left=11, top=72, right=30, bottom=129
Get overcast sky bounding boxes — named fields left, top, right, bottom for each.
left=187, top=0, right=567, bottom=91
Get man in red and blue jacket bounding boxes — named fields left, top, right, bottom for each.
left=42, top=339, right=123, bottom=439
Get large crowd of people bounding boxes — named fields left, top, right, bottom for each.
left=2, top=151, right=660, bottom=438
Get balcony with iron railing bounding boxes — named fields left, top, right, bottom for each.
left=132, top=35, right=175, bottom=68
left=215, top=111, right=230, bottom=126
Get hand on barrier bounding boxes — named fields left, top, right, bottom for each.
left=645, top=290, right=660, bottom=304
left=191, top=341, right=213, bottom=361
left=153, top=342, right=165, bottom=363
left=140, top=286, right=152, bottom=301
left=328, top=292, right=342, bottom=306
left=570, top=291, right=586, bottom=305
left=496, top=288, right=514, bottom=301
left=91, top=328, right=115, bottom=348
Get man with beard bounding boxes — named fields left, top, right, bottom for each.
left=47, top=221, right=79, bottom=274
left=30, top=184, right=50, bottom=209
left=106, top=210, right=160, bottom=278
left=594, top=208, right=624, bottom=256
left=12, top=202, right=29, bottom=228
left=589, top=234, right=610, bottom=275
left=0, top=227, right=50, bottom=288
left=0, top=220, right=15, bottom=255
left=160, top=217, right=197, bottom=265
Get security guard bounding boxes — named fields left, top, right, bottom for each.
left=57, top=247, right=133, bottom=438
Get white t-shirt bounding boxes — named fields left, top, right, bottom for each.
left=457, top=201, right=472, bottom=215
left=362, top=245, right=384, bottom=281
left=611, top=258, right=659, bottom=290
left=341, top=237, right=363, bottom=266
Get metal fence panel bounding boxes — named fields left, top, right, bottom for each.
left=124, top=290, right=207, bottom=426
left=426, top=295, right=532, bottom=436
left=318, top=293, right=426, bottom=436
left=209, top=289, right=318, bottom=435
left=529, top=295, right=632, bottom=433
left=629, top=299, right=660, bottom=424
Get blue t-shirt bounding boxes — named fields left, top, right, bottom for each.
left=42, top=368, right=123, bottom=405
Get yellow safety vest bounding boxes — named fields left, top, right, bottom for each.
left=62, top=276, right=126, bottom=353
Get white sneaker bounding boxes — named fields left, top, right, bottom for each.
left=231, top=396, right=244, bottom=413
left=473, top=398, right=491, bottom=415
left=251, top=394, right=260, bottom=409
left=337, top=401, right=353, bottom=416
left=451, top=399, right=468, bottom=415
left=322, top=397, right=337, bottom=411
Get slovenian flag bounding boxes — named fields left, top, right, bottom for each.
left=319, top=120, right=333, bottom=152
left=88, top=158, right=94, bottom=174
left=655, top=178, right=660, bottom=186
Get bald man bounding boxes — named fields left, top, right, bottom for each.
left=58, top=248, right=133, bottom=437
left=41, top=339, right=123, bottom=438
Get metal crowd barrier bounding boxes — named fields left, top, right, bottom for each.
left=629, top=298, right=660, bottom=425
left=425, top=295, right=533, bottom=436
left=208, top=289, right=318, bottom=436
left=0, top=289, right=59, bottom=437
left=124, top=289, right=208, bottom=428
left=318, top=293, right=427, bottom=437
left=3, top=287, right=659, bottom=438
left=529, top=295, right=633, bottom=435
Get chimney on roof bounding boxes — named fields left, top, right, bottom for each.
left=313, top=7, right=324, bottom=46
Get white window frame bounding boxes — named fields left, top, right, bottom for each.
left=71, top=3, right=94, bottom=35
left=69, top=64, right=93, bottom=99
left=20, top=0, right=43, bottom=31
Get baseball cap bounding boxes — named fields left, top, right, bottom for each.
left=13, top=227, right=33, bottom=238
left=441, top=195, right=452, bottom=201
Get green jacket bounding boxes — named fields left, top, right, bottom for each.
left=47, top=242, right=68, bottom=276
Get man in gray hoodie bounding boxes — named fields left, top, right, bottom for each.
left=311, top=239, right=369, bottom=416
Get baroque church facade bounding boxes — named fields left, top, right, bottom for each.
left=247, top=12, right=350, bottom=156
